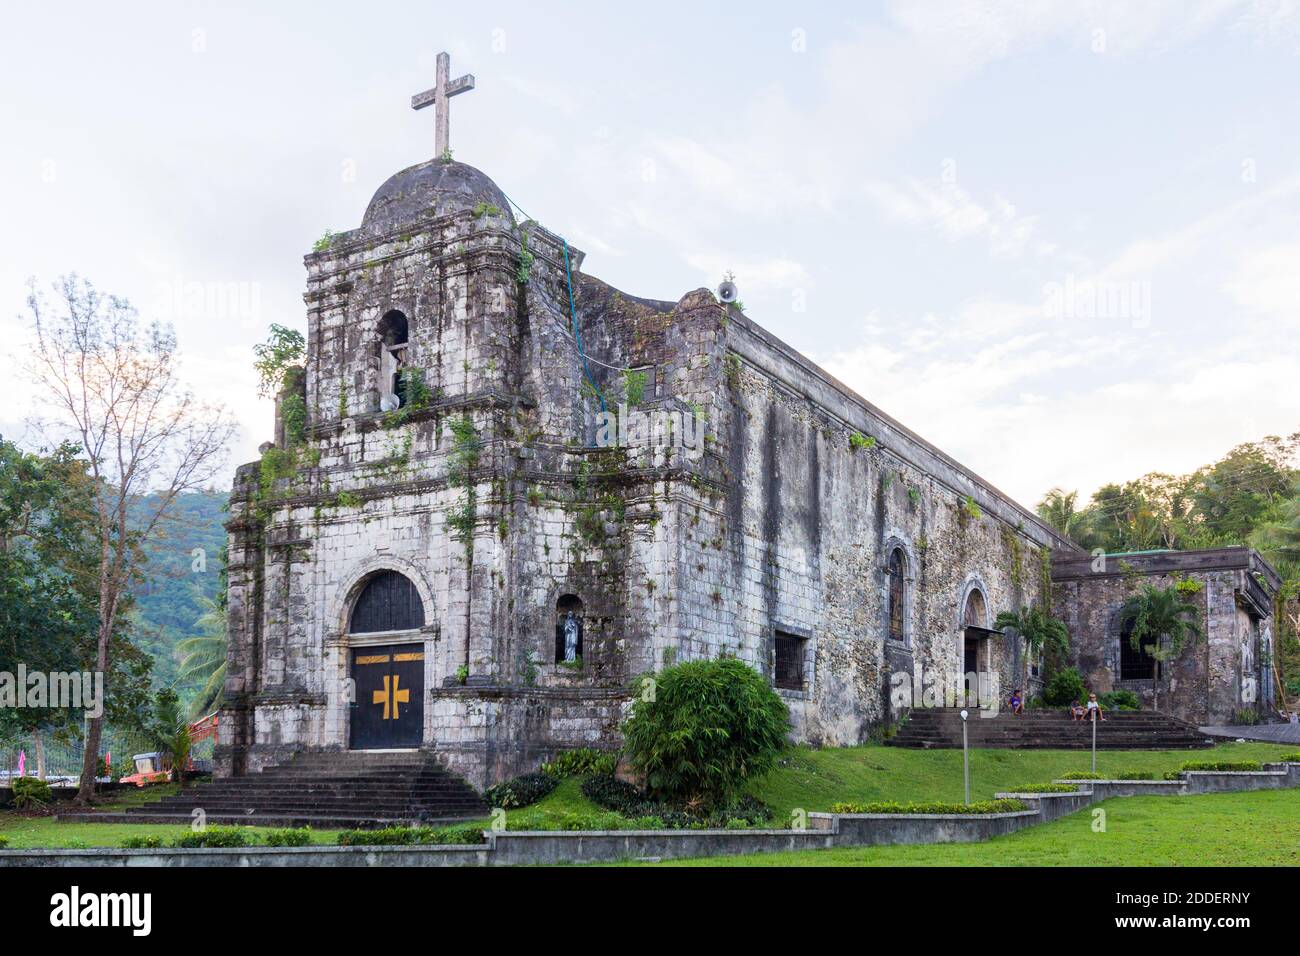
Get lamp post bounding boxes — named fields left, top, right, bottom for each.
left=960, top=708, right=970, bottom=805
left=1091, top=707, right=1098, bottom=774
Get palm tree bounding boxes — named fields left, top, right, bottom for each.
left=177, top=597, right=227, bottom=719
left=1116, top=584, right=1202, bottom=713
left=1036, top=488, right=1082, bottom=541
left=149, top=690, right=193, bottom=788
left=994, top=605, right=1070, bottom=680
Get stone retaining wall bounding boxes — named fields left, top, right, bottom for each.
left=3, top=764, right=1297, bottom=867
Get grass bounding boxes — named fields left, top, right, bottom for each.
left=4, top=743, right=1296, bottom=850
left=635, top=789, right=1300, bottom=866
left=747, top=741, right=1295, bottom=824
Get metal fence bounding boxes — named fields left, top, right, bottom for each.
left=0, top=727, right=158, bottom=787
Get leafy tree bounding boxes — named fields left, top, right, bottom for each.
left=252, top=323, right=306, bottom=397
left=25, top=275, right=236, bottom=802
left=1117, top=584, right=1203, bottom=713
left=621, top=658, right=789, bottom=808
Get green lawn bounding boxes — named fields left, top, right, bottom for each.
left=747, top=741, right=1295, bottom=823
left=3, top=742, right=1295, bottom=851
left=637, top=789, right=1300, bottom=866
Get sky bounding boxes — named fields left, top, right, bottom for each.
left=1, top=0, right=1298, bottom=507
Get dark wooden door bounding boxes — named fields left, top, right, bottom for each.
left=350, top=644, right=424, bottom=750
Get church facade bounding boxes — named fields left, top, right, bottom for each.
left=215, top=66, right=1280, bottom=789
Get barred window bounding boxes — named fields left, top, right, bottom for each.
left=775, top=631, right=807, bottom=691
left=887, top=548, right=906, bottom=642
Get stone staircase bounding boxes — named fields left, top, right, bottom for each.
left=59, top=751, right=488, bottom=828
left=886, top=707, right=1215, bottom=750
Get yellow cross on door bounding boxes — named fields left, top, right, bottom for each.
left=372, top=674, right=410, bottom=720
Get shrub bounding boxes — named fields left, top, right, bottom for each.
left=621, top=658, right=789, bottom=806
left=1042, top=667, right=1086, bottom=707
left=580, top=773, right=771, bottom=829
left=336, top=825, right=486, bottom=846
left=1232, top=708, right=1262, bottom=726
left=1278, top=753, right=1300, bottom=763
left=1178, top=760, right=1262, bottom=773
left=1005, top=783, right=1078, bottom=793
left=121, top=835, right=164, bottom=849
left=172, top=826, right=252, bottom=848
left=10, top=776, right=52, bottom=810
left=0, top=835, right=8, bottom=849
left=264, top=827, right=312, bottom=847
left=1115, top=771, right=1156, bottom=780
left=1059, top=771, right=1105, bottom=780
left=541, top=748, right=618, bottom=778
left=1098, top=689, right=1140, bottom=711
left=829, top=799, right=1028, bottom=815
left=484, top=771, right=558, bottom=809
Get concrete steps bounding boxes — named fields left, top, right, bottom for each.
left=887, top=708, right=1215, bottom=750
left=60, top=751, right=489, bottom=827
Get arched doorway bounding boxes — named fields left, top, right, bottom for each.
left=347, top=570, right=425, bottom=750
left=961, top=585, right=990, bottom=706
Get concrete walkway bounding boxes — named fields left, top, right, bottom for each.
left=1199, top=723, right=1300, bottom=744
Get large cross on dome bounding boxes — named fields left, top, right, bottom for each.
left=411, top=51, right=475, bottom=160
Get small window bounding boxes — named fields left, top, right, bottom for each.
left=887, top=548, right=906, bottom=642
left=555, top=594, right=584, bottom=663
left=378, top=311, right=410, bottom=407
left=774, top=631, right=807, bottom=691
left=1120, top=623, right=1157, bottom=681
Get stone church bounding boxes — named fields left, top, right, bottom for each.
left=215, top=57, right=1280, bottom=789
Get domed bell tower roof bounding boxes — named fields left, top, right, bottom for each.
left=360, top=159, right=515, bottom=234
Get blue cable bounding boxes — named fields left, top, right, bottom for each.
left=498, top=188, right=605, bottom=411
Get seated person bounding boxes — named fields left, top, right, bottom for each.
left=1085, top=692, right=1106, bottom=721
left=1008, top=689, right=1025, bottom=715
left=1070, top=701, right=1087, bottom=721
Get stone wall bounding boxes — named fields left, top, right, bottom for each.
left=1050, top=548, right=1280, bottom=725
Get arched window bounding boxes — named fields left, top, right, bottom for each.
left=1119, top=621, right=1157, bottom=680
left=349, top=570, right=424, bottom=634
left=887, top=548, right=906, bottom=642
left=377, top=311, right=409, bottom=407
left=555, top=595, right=584, bottom=663
left=963, top=588, right=987, bottom=629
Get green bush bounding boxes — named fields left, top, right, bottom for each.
left=121, top=835, right=164, bottom=849
left=10, top=776, right=53, bottom=810
left=172, top=826, right=252, bottom=848
left=1232, top=708, right=1262, bottom=726
left=484, top=771, right=558, bottom=809
left=541, top=748, right=618, bottom=778
left=0, top=835, right=9, bottom=849
left=264, top=827, right=312, bottom=847
left=1098, top=689, right=1140, bottom=711
left=1006, top=783, right=1078, bottom=793
left=829, top=799, right=1028, bottom=815
left=1179, top=760, right=1263, bottom=773
left=1059, top=771, right=1105, bottom=780
left=1042, top=667, right=1087, bottom=707
left=580, top=773, right=770, bottom=829
left=1278, top=752, right=1300, bottom=763
left=1115, top=771, right=1157, bottom=780
left=621, top=658, right=789, bottom=806
left=336, top=825, right=486, bottom=846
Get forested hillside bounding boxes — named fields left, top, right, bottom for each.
left=130, top=490, right=228, bottom=707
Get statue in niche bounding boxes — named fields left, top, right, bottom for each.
left=563, top=611, right=579, bottom=662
